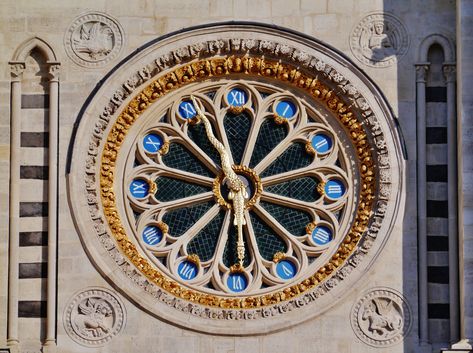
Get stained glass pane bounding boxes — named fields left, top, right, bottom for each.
left=259, top=201, right=311, bottom=236
left=187, top=210, right=226, bottom=262
left=162, top=143, right=213, bottom=177
left=224, top=112, right=251, bottom=165
left=265, top=177, right=320, bottom=202
left=162, top=201, right=214, bottom=237
left=249, top=119, right=287, bottom=168
left=250, top=212, right=287, bottom=261
left=260, top=143, right=313, bottom=178
left=155, top=176, right=210, bottom=202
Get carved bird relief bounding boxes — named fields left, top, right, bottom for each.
left=73, top=21, right=113, bottom=60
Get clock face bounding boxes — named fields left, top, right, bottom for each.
left=69, top=25, right=404, bottom=334
left=121, top=80, right=357, bottom=296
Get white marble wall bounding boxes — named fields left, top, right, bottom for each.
left=0, top=0, right=465, bottom=352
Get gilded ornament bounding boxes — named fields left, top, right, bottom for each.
left=187, top=254, right=201, bottom=265
left=272, top=252, right=285, bottom=263
left=98, top=55, right=376, bottom=310
left=212, top=165, right=262, bottom=211
left=305, top=140, right=316, bottom=156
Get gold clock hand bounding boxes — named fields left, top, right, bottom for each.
left=190, top=95, right=248, bottom=267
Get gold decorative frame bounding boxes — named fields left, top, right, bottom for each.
left=100, top=55, right=376, bottom=309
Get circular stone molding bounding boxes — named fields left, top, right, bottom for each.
left=64, top=12, right=124, bottom=68
left=68, top=23, right=405, bottom=335
left=63, top=287, right=126, bottom=347
left=350, top=12, right=409, bottom=68
left=351, top=287, right=412, bottom=347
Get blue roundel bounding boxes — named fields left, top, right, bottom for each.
left=324, top=179, right=345, bottom=199
left=143, top=133, right=163, bottom=153
left=178, top=100, right=197, bottom=119
left=227, top=88, right=247, bottom=106
left=311, top=226, right=333, bottom=245
left=177, top=260, right=198, bottom=280
left=276, top=260, right=297, bottom=280
left=142, top=225, right=163, bottom=246
left=129, top=179, right=149, bottom=198
left=275, top=100, right=296, bottom=119
left=227, top=273, right=248, bottom=292
left=311, top=134, right=333, bottom=153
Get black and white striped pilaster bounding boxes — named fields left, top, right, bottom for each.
left=425, top=86, right=450, bottom=341
left=18, top=93, right=49, bottom=320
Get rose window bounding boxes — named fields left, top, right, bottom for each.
left=122, top=80, right=357, bottom=295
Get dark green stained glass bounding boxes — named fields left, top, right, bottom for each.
left=187, top=123, right=221, bottom=166
left=224, top=112, right=252, bottom=165
left=260, top=142, right=313, bottom=178
left=265, top=177, right=320, bottom=202
left=222, top=222, right=251, bottom=267
left=154, top=176, right=210, bottom=202
left=187, top=210, right=226, bottom=262
left=258, top=91, right=271, bottom=99
left=249, top=119, right=288, bottom=168
left=205, top=91, right=216, bottom=100
left=250, top=212, right=287, bottom=261
left=259, top=201, right=311, bottom=237
left=162, top=201, right=214, bottom=237
left=162, top=143, right=213, bottom=177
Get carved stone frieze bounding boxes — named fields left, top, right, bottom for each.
left=350, top=12, right=409, bottom=67
left=351, top=288, right=412, bottom=347
left=64, top=12, right=124, bottom=68
left=64, top=288, right=126, bottom=347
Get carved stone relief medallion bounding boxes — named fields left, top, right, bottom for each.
left=351, top=288, right=412, bottom=347
left=64, top=12, right=124, bottom=68
left=63, top=288, right=126, bottom=347
left=350, top=12, right=409, bottom=68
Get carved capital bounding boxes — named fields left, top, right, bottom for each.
left=415, top=64, right=429, bottom=83
left=443, top=63, right=456, bottom=83
left=48, top=63, right=61, bottom=82
left=9, top=62, right=26, bottom=81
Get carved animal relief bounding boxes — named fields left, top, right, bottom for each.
left=351, top=288, right=411, bottom=347
left=64, top=288, right=125, bottom=347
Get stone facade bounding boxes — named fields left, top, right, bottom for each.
left=0, top=1, right=470, bottom=353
